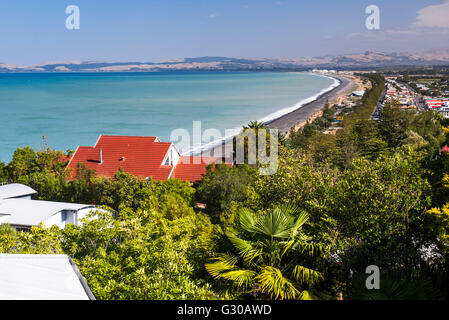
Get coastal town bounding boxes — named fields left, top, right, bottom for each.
left=303, top=69, right=449, bottom=137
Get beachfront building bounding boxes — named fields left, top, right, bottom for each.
left=0, top=254, right=95, bottom=300
left=66, top=135, right=225, bottom=183
left=0, top=184, right=99, bottom=230
left=352, top=90, right=365, bottom=97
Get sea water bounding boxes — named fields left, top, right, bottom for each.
left=0, top=71, right=336, bottom=162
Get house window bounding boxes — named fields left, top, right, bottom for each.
left=61, top=210, right=77, bottom=225
left=164, top=154, right=171, bottom=165
left=61, top=211, right=68, bottom=223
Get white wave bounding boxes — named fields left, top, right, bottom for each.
left=258, top=74, right=340, bottom=123
left=182, top=74, right=341, bottom=156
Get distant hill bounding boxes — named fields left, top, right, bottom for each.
left=2, top=49, right=449, bottom=73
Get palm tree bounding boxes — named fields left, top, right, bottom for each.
left=243, top=120, right=267, bottom=130
left=206, top=206, right=324, bottom=300
left=348, top=272, right=441, bottom=300
left=245, top=120, right=288, bottom=147
left=234, top=121, right=276, bottom=165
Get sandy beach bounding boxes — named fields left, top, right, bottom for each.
left=266, top=74, right=358, bottom=135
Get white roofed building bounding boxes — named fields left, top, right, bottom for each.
left=0, top=184, right=37, bottom=200
left=0, top=183, right=99, bottom=230
left=352, top=90, right=365, bottom=97
left=0, top=254, right=95, bottom=300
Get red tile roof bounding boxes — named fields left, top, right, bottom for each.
left=67, top=135, right=173, bottom=181
left=172, top=156, right=217, bottom=183
left=67, top=135, right=229, bottom=183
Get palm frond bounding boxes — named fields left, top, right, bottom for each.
left=252, top=208, right=295, bottom=239
left=291, top=264, right=324, bottom=286
left=236, top=208, right=257, bottom=233
left=277, top=203, right=302, bottom=216
left=290, top=211, right=310, bottom=237
left=298, top=290, right=314, bottom=300
left=205, top=253, right=238, bottom=278
left=255, top=266, right=300, bottom=300
left=295, top=241, right=322, bottom=257
left=258, top=239, right=283, bottom=265
left=244, top=120, right=267, bottom=130
left=219, top=269, right=256, bottom=289
left=226, top=231, right=260, bottom=265
left=348, top=272, right=441, bottom=300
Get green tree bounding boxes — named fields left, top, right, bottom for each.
left=7, top=147, right=38, bottom=182
left=243, top=121, right=267, bottom=130
left=348, top=272, right=440, bottom=300
left=321, top=101, right=334, bottom=122
left=246, top=148, right=433, bottom=294
left=62, top=208, right=219, bottom=300
left=289, top=122, right=319, bottom=150
left=348, top=119, right=388, bottom=160
left=1, top=206, right=220, bottom=300
left=6, top=142, right=69, bottom=183
left=378, top=101, right=409, bottom=148
left=0, top=224, right=62, bottom=254
left=206, top=206, right=324, bottom=300
left=234, top=121, right=278, bottom=167
left=0, top=161, right=7, bottom=182
left=197, top=164, right=257, bottom=224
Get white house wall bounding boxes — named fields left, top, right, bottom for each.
left=43, top=207, right=98, bottom=229
left=43, top=212, right=65, bottom=229
left=77, top=207, right=98, bottom=224
left=171, top=145, right=181, bottom=167
left=0, top=215, right=10, bottom=224
left=162, top=144, right=180, bottom=167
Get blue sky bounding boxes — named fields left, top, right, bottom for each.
left=0, top=0, right=448, bottom=64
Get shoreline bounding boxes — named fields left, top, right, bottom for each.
left=197, top=73, right=357, bottom=160
left=187, top=73, right=340, bottom=156
left=266, top=74, right=357, bottom=135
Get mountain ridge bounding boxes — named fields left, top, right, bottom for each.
left=2, top=49, right=449, bottom=72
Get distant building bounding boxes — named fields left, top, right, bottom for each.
left=0, top=184, right=99, bottom=230
left=437, top=106, right=449, bottom=119
left=426, top=99, right=444, bottom=109
left=312, top=69, right=329, bottom=74
left=416, top=83, right=430, bottom=91
left=0, top=254, right=95, bottom=300
left=352, top=90, right=365, bottom=97
left=67, top=135, right=227, bottom=183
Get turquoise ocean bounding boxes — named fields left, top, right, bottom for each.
left=0, top=72, right=337, bottom=162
